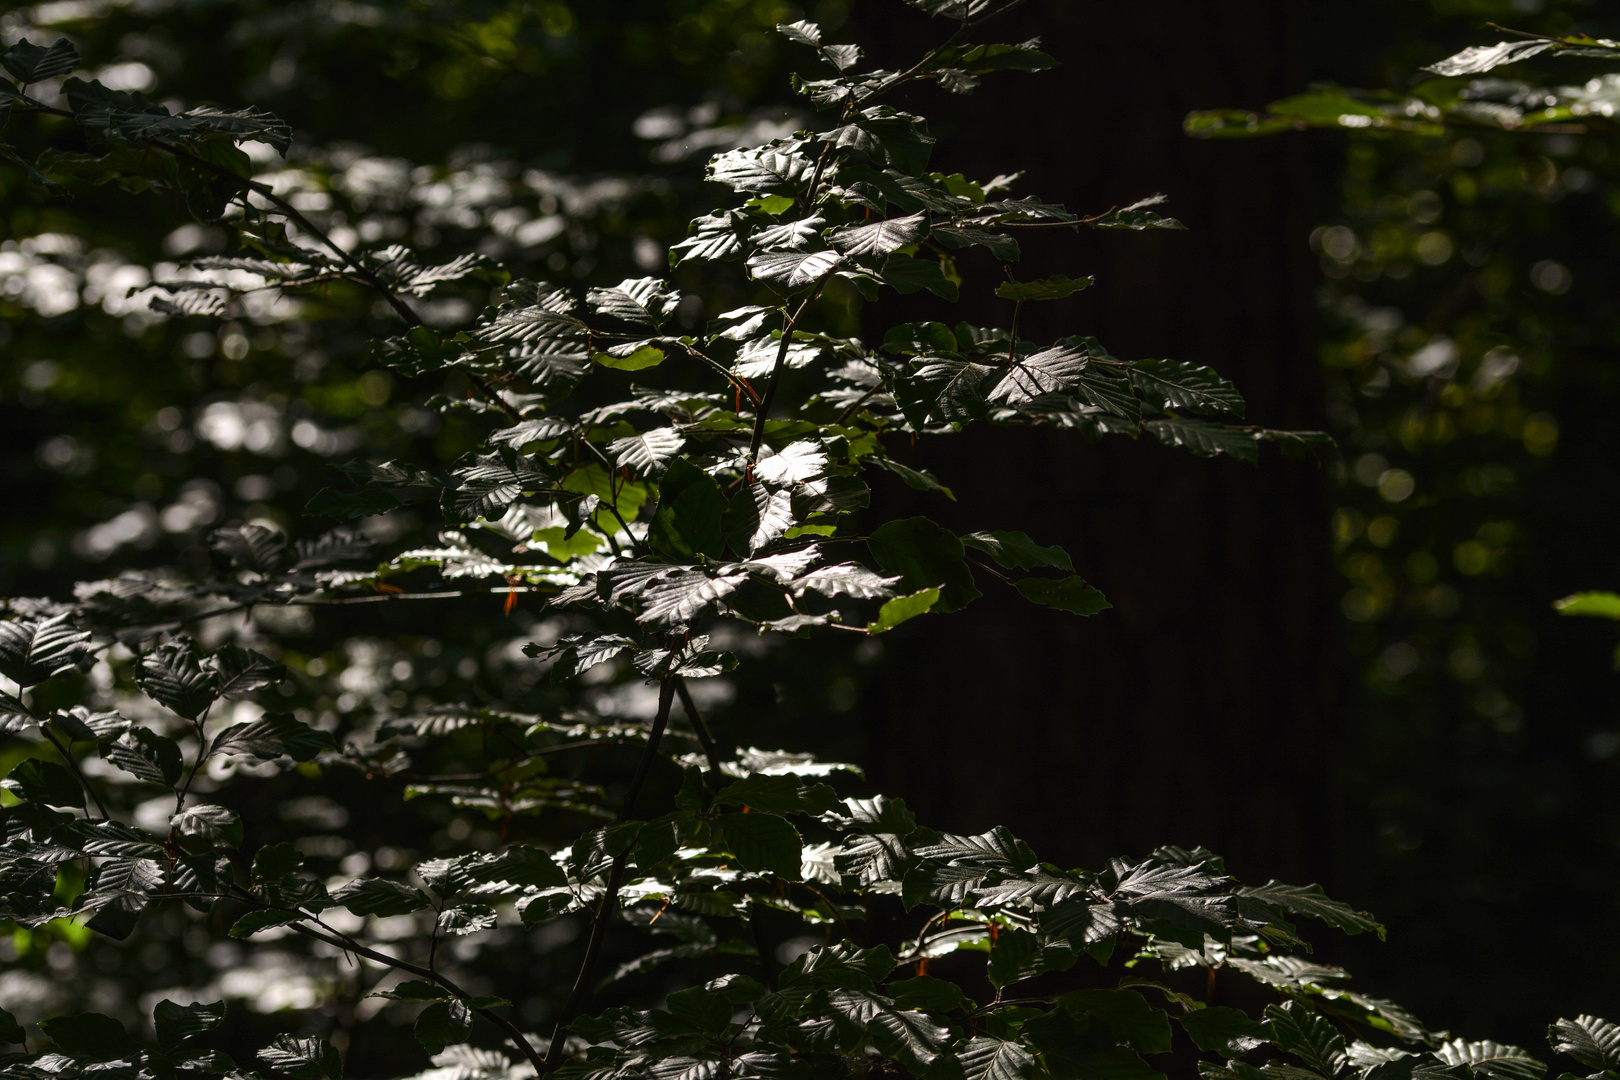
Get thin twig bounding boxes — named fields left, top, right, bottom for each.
left=541, top=676, right=678, bottom=1074
left=748, top=279, right=831, bottom=459
left=672, top=676, right=725, bottom=792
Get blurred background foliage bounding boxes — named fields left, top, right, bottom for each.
left=8, top=0, right=1620, bottom=1070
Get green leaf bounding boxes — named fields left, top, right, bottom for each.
left=1436, top=1040, right=1545, bottom=1080
left=0, top=1008, right=22, bottom=1045
left=0, top=613, right=93, bottom=688
left=1265, top=1001, right=1347, bottom=1078
left=306, top=486, right=403, bottom=520
left=715, top=773, right=843, bottom=814
left=3, top=758, right=83, bottom=807
left=609, top=427, right=686, bottom=476
left=592, top=343, right=666, bottom=370
left=1236, top=881, right=1384, bottom=939
left=40, top=1013, right=139, bottom=1061
left=889, top=976, right=970, bottom=1014
left=331, top=877, right=433, bottom=917
left=1550, top=1017, right=1620, bottom=1072
left=1130, top=360, right=1245, bottom=417
left=104, top=728, right=183, bottom=786
left=868, top=1006, right=953, bottom=1071
left=259, top=1035, right=343, bottom=1080
left=1555, top=593, right=1620, bottom=620
left=779, top=942, right=897, bottom=991
left=170, top=804, right=243, bottom=849
left=1181, top=1007, right=1270, bottom=1055
left=1, top=38, right=80, bottom=83
left=871, top=456, right=957, bottom=498
left=868, top=588, right=941, bottom=634
left=996, top=275, right=1093, bottom=301
left=414, top=1000, right=472, bottom=1055
left=667, top=986, right=733, bottom=1035
left=904, top=357, right=997, bottom=426
left=1423, top=40, right=1556, bottom=77
left=208, top=644, right=287, bottom=699
left=373, top=981, right=449, bottom=1002
left=831, top=213, right=929, bottom=256
left=718, top=811, right=802, bottom=878
left=987, top=929, right=1042, bottom=988
left=885, top=322, right=960, bottom=355
left=961, top=530, right=1073, bottom=572
left=136, top=638, right=217, bottom=720
left=960, top=1036, right=1041, bottom=1080
left=868, top=517, right=981, bottom=613
left=153, top=1000, right=226, bottom=1053
left=648, top=458, right=727, bottom=560
left=587, top=277, right=680, bottom=326
left=1024, top=1009, right=1166, bottom=1080
left=211, top=713, right=336, bottom=762
left=1059, top=990, right=1172, bottom=1054
left=252, top=842, right=306, bottom=882
left=1145, top=418, right=1259, bottom=463
left=1015, top=576, right=1110, bottom=615
left=871, top=254, right=960, bottom=300
left=466, top=844, right=567, bottom=888
left=708, top=146, right=817, bottom=194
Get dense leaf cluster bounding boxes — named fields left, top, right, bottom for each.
left=3, top=8, right=1606, bottom=1080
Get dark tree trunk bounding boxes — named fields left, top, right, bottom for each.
left=852, top=1, right=1338, bottom=884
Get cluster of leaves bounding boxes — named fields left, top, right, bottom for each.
left=1185, top=33, right=1620, bottom=139
left=5, top=7, right=1601, bottom=1080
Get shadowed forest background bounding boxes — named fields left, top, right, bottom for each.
left=4, top=0, right=1620, bottom=1063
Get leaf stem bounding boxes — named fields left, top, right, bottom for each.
left=672, top=676, right=724, bottom=793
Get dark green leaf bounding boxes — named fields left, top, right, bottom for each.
left=1015, top=576, right=1110, bottom=615
left=868, top=517, right=981, bottom=613
left=153, top=1000, right=225, bottom=1053
left=211, top=713, right=336, bottom=762
left=104, top=728, right=183, bottom=787
left=252, top=842, right=305, bottom=882
left=136, top=638, right=217, bottom=720
left=1144, top=418, right=1259, bottom=463
left=170, top=804, right=243, bottom=849
left=306, top=486, right=403, bottom=520
left=1130, top=360, right=1245, bottom=417
left=648, top=459, right=728, bottom=560
left=1181, top=1007, right=1271, bottom=1055
left=718, top=811, right=802, bottom=878
left=0, top=1007, right=23, bottom=1045
left=1059, top=990, right=1172, bottom=1054
left=1, top=38, right=80, bottom=83
left=1236, top=881, right=1384, bottom=939
left=0, top=613, right=93, bottom=688
left=259, top=1035, right=343, bottom=1080
left=414, top=1000, right=472, bottom=1055
left=996, top=275, right=1093, bottom=302
left=331, top=877, right=433, bottom=917
left=889, top=976, right=970, bottom=1014
left=716, top=773, right=843, bottom=814
left=988, top=345, right=1089, bottom=405
left=1265, top=1002, right=1347, bottom=1078
left=3, top=758, right=83, bottom=807
left=960, top=1036, right=1041, bottom=1080
left=39, top=1013, right=139, bottom=1061
left=960, top=530, right=1073, bottom=572
left=1436, top=1041, right=1545, bottom=1080
left=1550, top=1017, right=1620, bottom=1072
